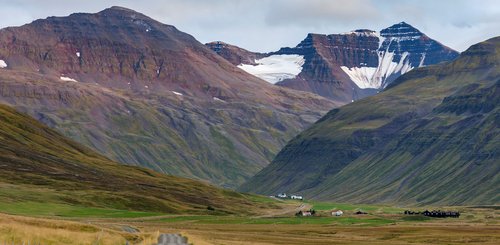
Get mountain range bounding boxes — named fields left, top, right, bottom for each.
left=240, top=36, right=500, bottom=205
left=0, top=6, right=497, bottom=207
left=207, top=22, right=459, bottom=104
left=0, top=6, right=336, bottom=188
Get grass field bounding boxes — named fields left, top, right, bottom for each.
left=0, top=201, right=163, bottom=218
left=308, top=200, right=403, bottom=213
left=0, top=199, right=498, bottom=244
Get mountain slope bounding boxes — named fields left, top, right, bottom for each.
left=239, top=37, right=500, bottom=205
left=209, top=22, right=459, bottom=104
left=0, top=7, right=337, bottom=188
left=0, top=103, right=278, bottom=214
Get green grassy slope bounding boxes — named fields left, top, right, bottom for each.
left=0, top=103, right=279, bottom=216
left=239, top=37, right=500, bottom=205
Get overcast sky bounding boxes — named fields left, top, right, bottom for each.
left=0, top=0, right=498, bottom=52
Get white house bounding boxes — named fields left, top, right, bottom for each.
left=290, top=195, right=303, bottom=200
left=331, top=210, right=343, bottom=216
left=277, top=193, right=287, bottom=198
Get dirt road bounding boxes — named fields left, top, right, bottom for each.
left=157, top=234, right=188, bottom=245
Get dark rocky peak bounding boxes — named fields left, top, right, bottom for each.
left=97, top=6, right=156, bottom=29
left=289, top=33, right=323, bottom=52
left=378, top=21, right=458, bottom=66
left=380, top=21, right=423, bottom=38
left=206, top=41, right=229, bottom=52
left=97, top=6, right=180, bottom=34
left=97, top=6, right=149, bottom=19
left=0, top=6, right=220, bottom=91
left=354, top=29, right=375, bottom=33
left=106, top=6, right=138, bottom=13
left=205, top=41, right=264, bottom=65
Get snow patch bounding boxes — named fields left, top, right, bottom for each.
left=238, top=54, right=305, bottom=84
left=76, top=52, right=81, bottom=57
left=172, top=91, right=183, bottom=96
left=341, top=51, right=414, bottom=89
left=375, top=32, right=384, bottom=49
left=419, top=53, right=426, bottom=67
left=342, top=30, right=379, bottom=37
left=60, top=76, right=78, bottom=82
left=340, top=66, right=378, bottom=89
left=213, top=97, right=224, bottom=102
left=0, top=60, right=7, bottom=68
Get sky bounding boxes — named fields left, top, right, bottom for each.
left=0, top=0, right=498, bottom=52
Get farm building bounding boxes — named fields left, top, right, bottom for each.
left=276, top=193, right=287, bottom=198
left=331, top=210, right=343, bottom=216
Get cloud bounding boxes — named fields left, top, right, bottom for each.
left=264, top=0, right=381, bottom=27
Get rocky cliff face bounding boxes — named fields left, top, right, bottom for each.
left=209, top=22, right=459, bottom=104
left=274, top=30, right=382, bottom=102
left=239, top=37, right=500, bottom=206
left=0, top=7, right=337, bottom=188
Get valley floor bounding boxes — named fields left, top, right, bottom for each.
left=0, top=201, right=498, bottom=244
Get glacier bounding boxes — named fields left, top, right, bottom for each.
left=238, top=54, right=305, bottom=84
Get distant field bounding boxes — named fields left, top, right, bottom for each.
left=308, top=200, right=404, bottom=213
left=0, top=200, right=498, bottom=244
left=156, top=215, right=396, bottom=226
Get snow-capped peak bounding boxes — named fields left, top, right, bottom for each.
left=338, top=22, right=440, bottom=90
left=380, top=22, right=422, bottom=38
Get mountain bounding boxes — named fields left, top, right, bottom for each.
left=208, top=22, right=459, bottom=103
left=0, top=6, right=337, bottom=188
left=0, top=103, right=277, bottom=214
left=239, top=37, right=500, bottom=206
